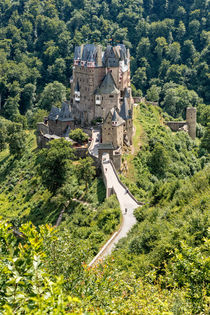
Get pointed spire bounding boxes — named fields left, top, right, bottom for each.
left=120, top=97, right=131, bottom=120
left=95, top=72, right=119, bottom=95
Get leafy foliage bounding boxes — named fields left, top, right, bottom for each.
left=69, top=128, right=88, bottom=144
left=0, top=0, right=209, bottom=122
left=36, top=138, right=75, bottom=193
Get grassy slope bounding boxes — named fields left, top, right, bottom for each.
left=120, top=103, right=206, bottom=202
left=0, top=131, right=121, bottom=259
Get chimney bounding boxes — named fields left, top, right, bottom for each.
left=96, top=45, right=102, bottom=67
left=81, top=44, right=84, bottom=59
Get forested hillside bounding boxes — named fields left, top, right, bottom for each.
left=0, top=0, right=209, bottom=123
left=0, top=104, right=209, bottom=313
left=0, top=0, right=210, bottom=313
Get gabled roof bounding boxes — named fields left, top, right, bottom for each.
left=58, top=102, right=74, bottom=122
left=119, top=97, right=132, bottom=121
left=48, top=106, right=60, bottom=121
left=81, top=44, right=97, bottom=62
left=95, top=72, right=120, bottom=95
left=102, top=44, right=128, bottom=66
left=102, top=45, right=119, bottom=67
left=48, top=102, right=74, bottom=122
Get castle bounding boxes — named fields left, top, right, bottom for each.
left=37, top=43, right=134, bottom=168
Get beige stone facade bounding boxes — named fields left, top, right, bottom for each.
left=38, top=44, right=134, bottom=169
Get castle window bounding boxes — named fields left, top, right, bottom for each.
left=109, top=95, right=114, bottom=98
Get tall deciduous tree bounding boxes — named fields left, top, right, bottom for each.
left=76, top=157, right=96, bottom=192
left=36, top=138, right=75, bottom=193
left=38, top=81, right=66, bottom=111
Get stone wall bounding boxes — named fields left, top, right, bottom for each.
left=71, top=66, right=106, bottom=124
left=95, top=93, right=120, bottom=119
left=48, top=120, right=74, bottom=136
left=165, top=121, right=186, bottom=131
left=36, top=122, right=49, bottom=148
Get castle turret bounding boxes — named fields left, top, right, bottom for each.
left=186, top=107, right=196, bottom=140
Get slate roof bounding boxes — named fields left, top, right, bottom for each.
left=95, top=72, right=120, bottom=95
left=48, top=106, right=60, bottom=121
left=48, top=102, right=73, bottom=122
left=74, top=46, right=82, bottom=60
left=98, top=143, right=115, bottom=150
left=110, top=108, right=125, bottom=126
left=81, top=44, right=97, bottom=62
left=58, top=102, right=74, bottom=121
left=102, top=44, right=128, bottom=66
left=119, top=97, right=132, bottom=121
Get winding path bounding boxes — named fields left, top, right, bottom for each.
left=88, top=130, right=142, bottom=266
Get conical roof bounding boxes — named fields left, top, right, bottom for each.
left=74, top=46, right=82, bottom=60
left=95, top=72, right=119, bottom=95
left=124, top=87, right=130, bottom=98
left=120, top=97, right=131, bottom=121
left=110, top=108, right=125, bottom=126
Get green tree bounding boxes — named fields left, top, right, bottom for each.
left=69, top=128, right=88, bottom=144
left=0, top=118, right=7, bottom=151
left=36, top=138, right=75, bottom=193
left=148, top=143, right=169, bottom=177
left=162, top=84, right=199, bottom=117
left=38, top=81, right=66, bottom=111
left=27, top=108, right=49, bottom=129
left=200, top=122, right=210, bottom=153
left=20, top=83, right=36, bottom=114
left=8, top=129, right=27, bottom=157
left=146, top=85, right=161, bottom=102
left=76, top=157, right=96, bottom=192
left=132, top=67, right=147, bottom=91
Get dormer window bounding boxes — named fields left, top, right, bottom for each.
left=95, top=95, right=102, bottom=105
left=75, top=91, right=80, bottom=102
left=81, top=60, right=86, bottom=66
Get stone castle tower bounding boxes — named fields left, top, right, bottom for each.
left=186, top=107, right=197, bottom=140
left=70, top=43, right=133, bottom=126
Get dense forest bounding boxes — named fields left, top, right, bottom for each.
left=0, top=0, right=210, bottom=313
left=0, top=0, right=209, bottom=122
